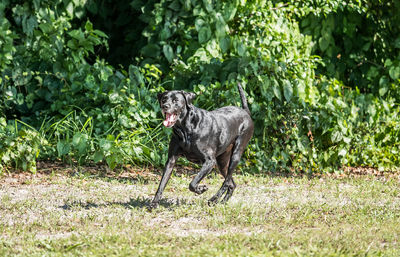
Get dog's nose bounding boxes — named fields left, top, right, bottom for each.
left=162, top=103, right=170, bottom=109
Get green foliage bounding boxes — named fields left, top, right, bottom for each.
left=308, top=78, right=400, bottom=171
left=296, top=0, right=400, bottom=97
left=0, top=19, right=16, bottom=71
left=1, top=0, right=399, bottom=173
left=0, top=118, right=46, bottom=173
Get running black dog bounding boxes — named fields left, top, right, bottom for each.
left=149, top=83, right=254, bottom=209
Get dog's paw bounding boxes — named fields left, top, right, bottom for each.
left=207, top=197, right=218, bottom=206
left=147, top=202, right=159, bottom=211
left=195, top=185, right=208, bottom=195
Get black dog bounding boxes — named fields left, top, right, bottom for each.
left=149, top=83, right=254, bottom=209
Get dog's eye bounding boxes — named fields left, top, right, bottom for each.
left=173, top=99, right=178, bottom=103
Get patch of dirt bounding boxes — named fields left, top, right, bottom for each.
left=259, top=166, right=400, bottom=180
left=2, top=161, right=399, bottom=186
left=0, top=161, right=202, bottom=186
left=341, top=166, right=399, bottom=178
left=34, top=232, right=77, bottom=241
left=145, top=216, right=264, bottom=237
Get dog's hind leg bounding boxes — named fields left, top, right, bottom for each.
left=208, top=175, right=236, bottom=204
left=212, top=132, right=251, bottom=204
left=220, top=177, right=237, bottom=203
left=216, top=144, right=233, bottom=178
left=208, top=180, right=229, bottom=205
left=208, top=146, right=232, bottom=204
left=209, top=167, right=237, bottom=204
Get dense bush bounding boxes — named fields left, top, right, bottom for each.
left=295, top=0, right=400, bottom=97
left=1, top=0, right=399, bottom=173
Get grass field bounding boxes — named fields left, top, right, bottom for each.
left=1, top=165, right=399, bottom=256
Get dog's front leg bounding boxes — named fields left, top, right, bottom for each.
left=149, top=155, right=177, bottom=210
left=149, top=146, right=179, bottom=210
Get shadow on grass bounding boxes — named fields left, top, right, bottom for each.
left=59, top=196, right=190, bottom=211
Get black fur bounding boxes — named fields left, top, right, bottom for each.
left=149, top=83, right=254, bottom=209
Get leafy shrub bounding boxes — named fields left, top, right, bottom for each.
left=0, top=118, right=46, bottom=173
left=1, top=0, right=399, bottom=173
left=295, top=0, right=400, bottom=97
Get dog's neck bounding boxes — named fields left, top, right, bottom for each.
left=172, top=106, right=195, bottom=149
left=174, top=105, right=192, bottom=129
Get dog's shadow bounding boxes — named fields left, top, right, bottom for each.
left=59, top=196, right=190, bottom=211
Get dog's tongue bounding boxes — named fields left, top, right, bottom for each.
left=163, top=113, right=176, bottom=127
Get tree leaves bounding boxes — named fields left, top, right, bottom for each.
left=318, top=35, right=331, bottom=52
left=222, top=1, right=238, bottom=21
left=202, top=0, right=213, bottom=13
left=2, top=0, right=400, bottom=174
left=389, top=66, right=400, bottom=80
left=272, top=79, right=282, bottom=101
left=283, top=80, right=293, bottom=102
left=215, top=12, right=226, bottom=39
left=163, top=45, right=174, bottom=63
left=141, top=44, right=161, bottom=58
left=219, top=37, right=230, bottom=53
left=302, top=1, right=400, bottom=99
left=198, top=26, right=211, bottom=44
left=22, top=16, right=37, bottom=36
left=206, top=40, right=219, bottom=57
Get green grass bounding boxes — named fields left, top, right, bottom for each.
left=0, top=170, right=399, bottom=256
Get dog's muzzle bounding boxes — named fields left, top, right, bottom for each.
left=162, top=111, right=178, bottom=127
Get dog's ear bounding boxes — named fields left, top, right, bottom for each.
left=182, top=91, right=196, bottom=105
left=157, top=91, right=168, bottom=103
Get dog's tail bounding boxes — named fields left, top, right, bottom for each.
left=237, top=82, right=250, bottom=114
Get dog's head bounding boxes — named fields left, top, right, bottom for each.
left=157, top=90, right=196, bottom=128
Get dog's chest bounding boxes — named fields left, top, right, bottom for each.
left=173, top=127, right=194, bottom=151
left=172, top=127, right=204, bottom=161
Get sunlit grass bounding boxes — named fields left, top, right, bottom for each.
left=1, top=171, right=399, bottom=256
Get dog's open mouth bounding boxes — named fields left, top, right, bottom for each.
left=163, top=112, right=178, bottom=127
